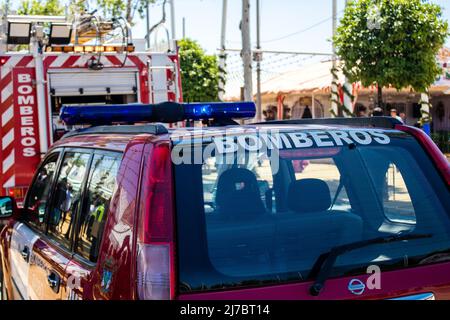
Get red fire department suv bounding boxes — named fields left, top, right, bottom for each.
left=0, top=102, right=449, bottom=300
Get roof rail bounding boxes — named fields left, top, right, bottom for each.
left=253, top=117, right=402, bottom=129
left=62, top=124, right=168, bottom=139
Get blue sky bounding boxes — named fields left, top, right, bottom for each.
left=135, top=0, right=450, bottom=95
left=9, top=0, right=449, bottom=94
left=136, top=0, right=450, bottom=54
left=9, top=0, right=449, bottom=54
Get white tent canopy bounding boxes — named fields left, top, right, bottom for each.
left=258, top=61, right=344, bottom=95
left=224, top=61, right=344, bottom=100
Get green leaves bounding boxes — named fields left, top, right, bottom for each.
left=95, top=0, right=154, bottom=24
left=334, top=0, right=449, bottom=92
left=17, top=0, right=64, bottom=15
left=178, top=39, right=222, bottom=102
left=97, top=0, right=127, bottom=19
left=17, top=0, right=155, bottom=24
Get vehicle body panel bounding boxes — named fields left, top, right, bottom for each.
left=0, top=123, right=449, bottom=300
left=178, top=262, right=450, bottom=300
left=50, top=134, right=132, bottom=153
left=63, top=136, right=148, bottom=300
left=28, top=237, right=71, bottom=300
left=8, top=222, right=39, bottom=299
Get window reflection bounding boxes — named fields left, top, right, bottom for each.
left=48, top=152, right=90, bottom=249
left=76, top=154, right=120, bottom=262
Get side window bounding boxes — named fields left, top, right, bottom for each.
left=24, top=152, right=60, bottom=232
left=383, top=163, right=416, bottom=224
left=47, top=152, right=91, bottom=249
left=75, top=153, right=120, bottom=262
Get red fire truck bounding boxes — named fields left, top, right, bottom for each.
left=0, top=14, right=182, bottom=201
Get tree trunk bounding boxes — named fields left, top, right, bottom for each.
left=377, top=85, right=383, bottom=112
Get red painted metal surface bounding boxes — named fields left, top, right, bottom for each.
left=178, top=262, right=450, bottom=300
left=1, top=126, right=449, bottom=300
left=12, top=67, right=41, bottom=187
left=28, top=237, right=71, bottom=300
left=50, top=134, right=132, bottom=153
left=395, top=124, right=450, bottom=186
left=64, top=136, right=148, bottom=300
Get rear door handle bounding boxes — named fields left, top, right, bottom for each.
left=47, top=272, right=61, bottom=294
left=21, top=246, right=30, bottom=262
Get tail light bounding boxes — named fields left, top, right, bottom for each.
left=136, top=143, right=176, bottom=300
left=396, top=124, right=450, bottom=186
left=137, top=243, right=171, bottom=300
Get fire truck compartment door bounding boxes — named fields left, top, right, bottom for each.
left=48, top=70, right=138, bottom=96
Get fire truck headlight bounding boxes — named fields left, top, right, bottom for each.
left=7, top=22, right=31, bottom=45
left=48, top=23, right=72, bottom=45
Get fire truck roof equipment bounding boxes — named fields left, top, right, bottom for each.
left=3, top=13, right=134, bottom=53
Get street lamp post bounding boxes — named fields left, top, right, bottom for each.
left=241, top=0, right=253, bottom=103
left=255, top=0, right=262, bottom=122
left=331, top=0, right=339, bottom=117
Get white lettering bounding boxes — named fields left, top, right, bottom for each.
left=18, top=84, right=32, bottom=95
left=310, top=131, right=335, bottom=147
left=370, top=130, right=391, bottom=145
left=20, top=106, right=33, bottom=115
left=329, top=131, right=353, bottom=146
left=21, top=116, right=33, bottom=126
left=366, top=265, right=382, bottom=290
left=18, top=95, right=34, bottom=105
left=214, top=137, right=238, bottom=154
left=349, top=131, right=372, bottom=145
left=21, top=137, right=36, bottom=147
left=21, top=127, right=34, bottom=137
left=260, top=133, right=282, bottom=149
left=288, top=132, right=313, bottom=148
left=16, top=72, right=38, bottom=159
left=23, top=147, right=36, bottom=157
left=18, top=74, right=31, bottom=83
left=237, top=134, right=262, bottom=152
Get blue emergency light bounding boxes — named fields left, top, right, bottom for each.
left=60, top=101, right=256, bottom=126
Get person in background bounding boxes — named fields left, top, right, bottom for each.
left=399, top=112, right=407, bottom=124
left=58, top=184, right=73, bottom=232
left=390, top=108, right=403, bottom=123
left=371, top=107, right=384, bottom=117
left=262, top=105, right=277, bottom=121
left=302, top=105, right=313, bottom=119
left=356, top=105, right=368, bottom=117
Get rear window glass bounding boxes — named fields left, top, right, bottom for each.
left=174, top=129, right=450, bottom=293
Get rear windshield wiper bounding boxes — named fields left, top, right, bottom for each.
left=309, top=233, right=432, bottom=296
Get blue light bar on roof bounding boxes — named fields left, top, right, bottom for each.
left=60, top=101, right=256, bottom=125
left=183, top=102, right=255, bottom=120
left=60, top=104, right=153, bottom=126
